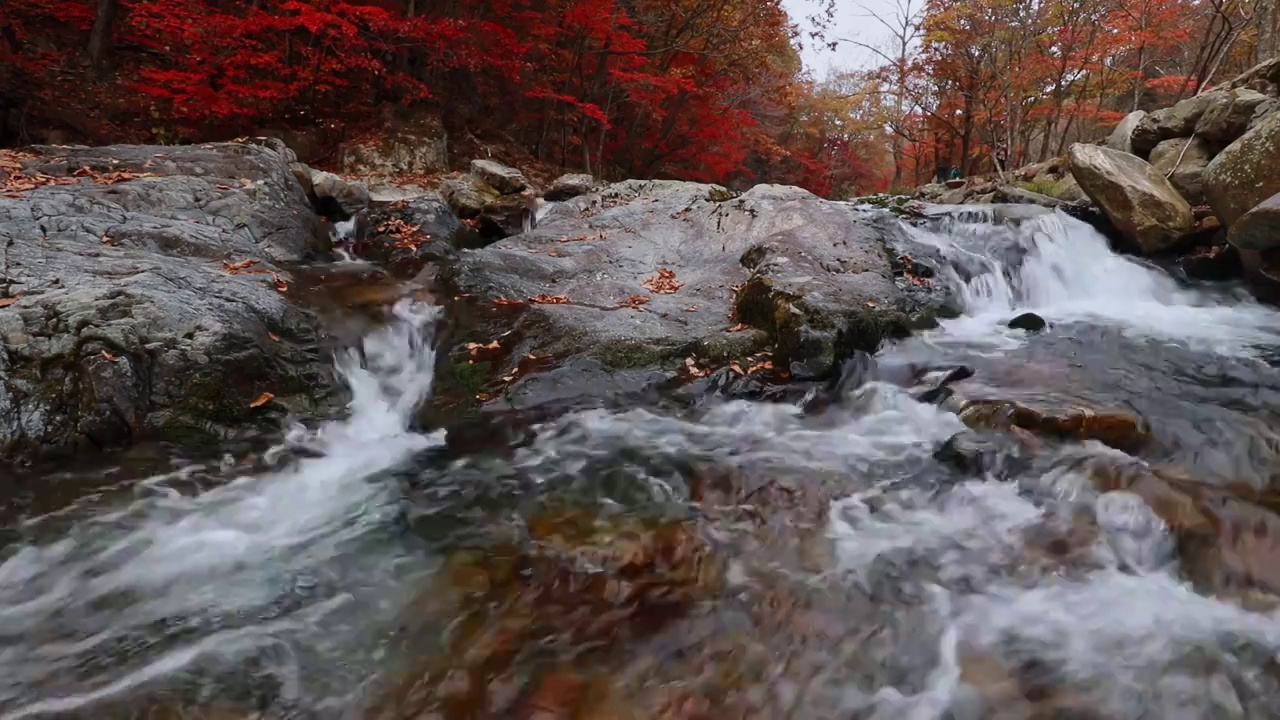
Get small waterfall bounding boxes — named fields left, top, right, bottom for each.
left=907, top=209, right=1280, bottom=354
left=0, top=299, right=444, bottom=718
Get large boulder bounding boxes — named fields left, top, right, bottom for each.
left=1228, top=192, right=1280, bottom=252
left=339, top=109, right=448, bottom=177
left=308, top=168, right=370, bottom=219
left=1066, top=143, right=1195, bottom=254
left=469, top=159, right=529, bottom=196
left=1195, top=88, right=1275, bottom=148
left=0, top=143, right=332, bottom=462
left=1106, top=110, right=1147, bottom=154
left=1203, top=111, right=1280, bottom=227
left=440, top=170, right=530, bottom=239
left=437, top=181, right=923, bottom=410
left=1131, top=91, right=1227, bottom=157
left=1148, top=137, right=1212, bottom=206
left=544, top=173, right=601, bottom=202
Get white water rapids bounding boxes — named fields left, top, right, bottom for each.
left=4, top=207, right=1280, bottom=718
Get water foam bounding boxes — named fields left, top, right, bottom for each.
left=0, top=299, right=444, bottom=718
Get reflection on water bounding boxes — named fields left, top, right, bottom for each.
left=5, top=211, right=1280, bottom=718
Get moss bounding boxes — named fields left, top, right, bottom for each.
left=435, top=359, right=495, bottom=397
left=706, top=186, right=740, bottom=202
left=1019, top=177, right=1070, bottom=199
left=692, top=330, right=770, bottom=362
left=590, top=339, right=679, bottom=370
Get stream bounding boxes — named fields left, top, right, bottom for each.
left=6, top=208, right=1280, bottom=719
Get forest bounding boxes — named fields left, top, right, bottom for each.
left=0, top=0, right=1276, bottom=197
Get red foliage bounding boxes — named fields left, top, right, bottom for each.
left=0, top=0, right=886, bottom=196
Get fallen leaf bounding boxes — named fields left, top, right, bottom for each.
left=249, top=392, right=275, bottom=408
left=527, top=353, right=553, bottom=360
left=620, top=294, right=651, bottom=309
left=101, top=350, right=118, bottom=362
left=271, top=272, right=289, bottom=293
left=494, top=297, right=526, bottom=306
left=222, top=259, right=259, bottom=273
left=682, top=356, right=711, bottom=379
left=728, top=361, right=745, bottom=375
left=726, top=323, right=750, bottom=332
left=239, top=178, right=252, bottom=187
left=529, top=294, right=570, bottom=304
left=268, top=333, right=280, bottom=342
left=215, top=184, right=233, bottom=191
left=865, top=300, right=878, bottom=308
left=0, top=298, right=17, bottom=308
left=465, top=340, right=502, bottom=359
left=100, top=232, right=115, bottom=245
left=641, top=267, right=684, bottom=294
left=682, top=305, right=699, bottom=312
left=557, top=234, right=592, bottom=243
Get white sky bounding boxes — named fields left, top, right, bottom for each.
left=781, top=0, right=898, bottom=78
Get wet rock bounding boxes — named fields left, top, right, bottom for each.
left=1067, top=143, right=1195, bottom=254
left=543, top=173, right=600, bottom=202
left=945, top=178, right=967, bottom=189
left=913, top=365, right=974, bottom=404
left=992, top=186, right=1063, bottom=208
left=469, top=159, right=529, bottom=196
left=1195, top=88, right=1274, bottom=148
left=1007, top=312, right=1047, bottom=332
left=938, top=186, right=969, bottom=204
left=1203, top=110, right=1280, bottom=227
left=956, top=399, right=1151, bottom=453
left=1149, top=136, right=1212, bottom=206
left=443, top=181, right=916, bottom=410
left=1131, top=91, right=1226, bottom=157
left=1106, top=110, right=1147, bottom=154
left=1227, top=191, right=1280, bottom=253
left=309, top=168, right=370, bottom=219
left=441, top=172, right=530, bottom=238
left=0, top=143, right=331, bottom=463
left=1178, top=242, right=1241, bottom=281
left=339, top=108, right=448, bottom=176
left=359, top=196, right=461, bottom=274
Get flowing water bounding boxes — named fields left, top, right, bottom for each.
left=7, top=209, right=1280, bottom=718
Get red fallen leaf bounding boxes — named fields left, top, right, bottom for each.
left=682, top=305, right=699, bottom=312
left=215, top=184, right=233, bottom=191
left=101, top=350, right=118, bottom=362
left=249, top=392, right=275, bottom=408
left=619, top=294, right=650, bottom=309
left=728, top=361, right=746, bottom=375
left=726, top=323, right=750, bottom=332
left=271, top=273, right=289, bottom=293
left=239, top=178, right=252, bottom=187
left=557, top=234, right=592, bottom=243
left=222, top=259, right=259, bottom=274
left=682, top=356, right=711, bottom=379
left=527, top=353, right=553, bottom=360
left=268, top=333, right=280, bottom=342
left=529, top=294, right=570, bottom=304
left=0, top=298, right=17, bottom=308
left=729, top=283, right=745, bottom=293
left=476, top=391, right=498, bottom=401
left=641, top=267, right=684, bottom=294
left=494, top=297, right=526, bottom=306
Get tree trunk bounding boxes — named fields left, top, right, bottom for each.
left=1259, top=0, right=1278, bottom=61
left=87, top=0, right=121, bottom=79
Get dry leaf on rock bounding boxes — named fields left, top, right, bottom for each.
left=529, top=294, right=570, bottom=304
left=249, top=392, right=275, bottom=408
left=642, top=268, right=684, bottom=294
left=0, top=298, right=18, bottom=308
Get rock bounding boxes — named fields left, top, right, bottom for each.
left=441, top=181, right=917, bottom=410
left=944, top=178, right=966, bottom=189
left=309, top=169, right=370, bottom=219
left=1106, top=110, right=1147, bottom=154
left=339, top=109, right=447, bottom=177
left=1223, top=56, right=1280, bottom=94
left=544, top=173, right=600, bottom=202
left=957, top=398, right=1150, bottom=453
left=1203, top=111, right=1280, bottom=227
left=1179, top=243, right=1241, bottom=281
left=1131, top=91, right=1226, bottom=157
left=1008, top=312, right=1047, bottom=332
left=1228, top=192, right=1280, bottom=252
left=468, top=159, right=529, bottom=196
left=359, top=196, right=462, bottom=274
left=914, top=183, right=946, bottom=201
left=938, top=186, right=969, bottom=204
left=440, top=174, right=527, bottom=239
left=1195, top=88, right=1273, bottom=147
left=1067, top=143, right=1195, bottom=254
left=993, top=186, right=1065, bottom=208
left=0, top=143, right=331, bottom=462
left=1148, top=137, right=1212, bottom=205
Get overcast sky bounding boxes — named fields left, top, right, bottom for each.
left=781, top=0, right=898, bottom=78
